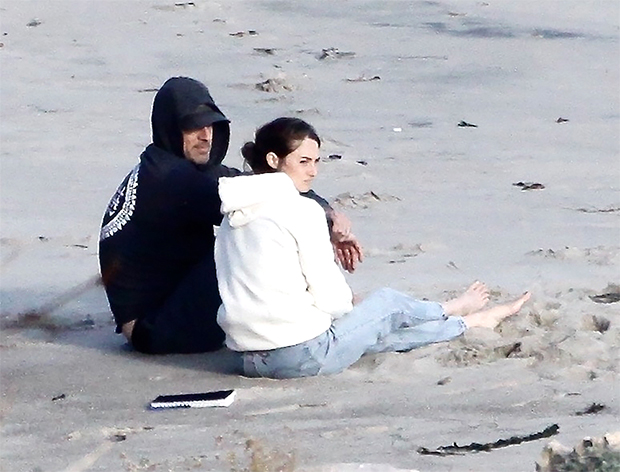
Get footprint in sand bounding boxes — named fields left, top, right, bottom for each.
left=345, top=74, right=381, bottom=83
left=582, top=314, right=611, bottom=333
left=253, top=47, right=276, bottom=56
left=364, top=243, right=424, bottom=264
left=255, top=75, right=294, bottom=93
left=573, top=205, right=620, bottom=214
left=526, top=246, right=620, bottom=266
left=318, top=47, right=356, bottom=60
left=229, top=74, right=295, bottom=94
left=333, top=191, right=400, bottom=209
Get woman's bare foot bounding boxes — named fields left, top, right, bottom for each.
left=442, top=281, right=490, bottom=316
left=463, top=292, right=531, bottom=329
left=121, top=320, right=136, bottom=342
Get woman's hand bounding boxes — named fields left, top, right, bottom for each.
left=333, top=235, right=364, bottom=273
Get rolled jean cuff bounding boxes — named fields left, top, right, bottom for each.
left=453, top=315, right=468, bottom=333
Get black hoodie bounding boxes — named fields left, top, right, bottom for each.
left=99, top=77, right=240, bottom=333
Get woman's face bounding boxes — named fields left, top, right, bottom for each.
left=277, top=137, right=320, bottom=193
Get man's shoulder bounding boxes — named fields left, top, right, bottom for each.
left=205, top=164, right=243, bottom=179
left=142, top=154, right=213, bottom=188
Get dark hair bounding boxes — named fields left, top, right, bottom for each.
left=242, top=117, right=321, bottom=173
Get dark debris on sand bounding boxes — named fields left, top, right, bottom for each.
left=575, top=403, right=607, bottom=416
left=590, top=293, right=620, bottom=304
left=418, top=424, right=560, bottom=456
left=513, top=181, right=546, bottom=191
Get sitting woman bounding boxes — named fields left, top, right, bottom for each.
left=214, top=117, right=530, bottom=378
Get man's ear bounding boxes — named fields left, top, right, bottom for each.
left=266, top=152, right=280, bottom=170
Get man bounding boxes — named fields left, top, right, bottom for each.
left=99, top=76, right=361, bottom=354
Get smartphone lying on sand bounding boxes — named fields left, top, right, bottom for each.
left=150, top=389, right=236, bottom=409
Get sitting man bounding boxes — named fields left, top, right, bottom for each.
left=99, top=76, right=361, bottom=354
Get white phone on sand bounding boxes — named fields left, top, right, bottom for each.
left=149, top=389, right=236, bottom=409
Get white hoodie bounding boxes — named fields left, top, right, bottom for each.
left=215, top=173, right=353, bottom=351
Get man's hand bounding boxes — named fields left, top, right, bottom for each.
left=333, top=236, right=364, bottom=273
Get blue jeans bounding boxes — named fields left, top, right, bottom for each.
left=241, top=288, right=467, bottom=378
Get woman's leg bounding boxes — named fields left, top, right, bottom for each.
left=333, top=288, right=530, bottom=359
left=318, top=288, right=467, bottom=373
left=242, top=287, right=465, bottom=378
left=242, top=287, right=530, bottom=378
left=462, top=292, right=530, bottom=328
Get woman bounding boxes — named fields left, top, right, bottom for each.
left=214, top=117, right=530, bottom=378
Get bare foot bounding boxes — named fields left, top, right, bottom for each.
left=463, top=292, right=531, bottom=329
left=442, top=281, right=490, bottom=316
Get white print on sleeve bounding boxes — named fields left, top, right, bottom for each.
left=100, top=164, right=140, bottom=241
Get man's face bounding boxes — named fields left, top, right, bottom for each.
left=182, top=125, right=213, bottom=165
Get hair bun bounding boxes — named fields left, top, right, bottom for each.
left=242, top=117, right=319, bottom=173
left=241, top=141, right=256, bottom=161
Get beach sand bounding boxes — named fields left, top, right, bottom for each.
left=1, top=1, right=618, bottom=471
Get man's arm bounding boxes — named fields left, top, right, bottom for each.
left=301, top=191, right=363, bottom=273
left=213, top=177, right=363, bottom=271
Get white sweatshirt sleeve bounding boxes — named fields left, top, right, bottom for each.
left=291, top=198, right=353, bottom=317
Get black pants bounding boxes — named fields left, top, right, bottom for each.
left=129, top=255, right=225, bottom=354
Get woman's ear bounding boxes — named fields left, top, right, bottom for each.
left=266, top=152, right=280, bottom=170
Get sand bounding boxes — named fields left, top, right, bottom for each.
left=1, top=1, right=619, bottom=471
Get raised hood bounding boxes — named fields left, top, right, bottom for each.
left=151, top=77, right=230, bottom=166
